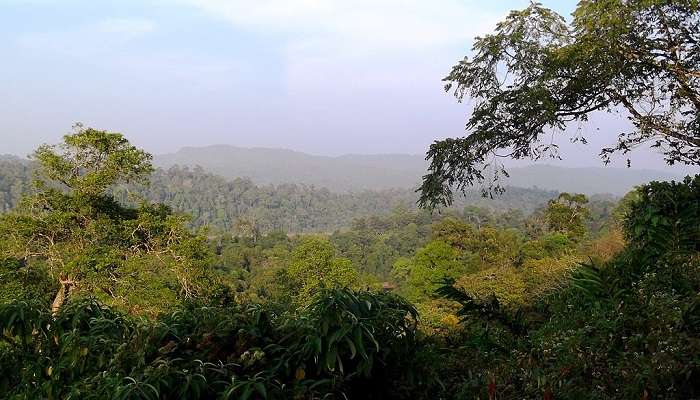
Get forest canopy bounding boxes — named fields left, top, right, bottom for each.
left=1, top=0, right=699, bottom=399
left=1, top=128, right=697, bottom=399
left=0, top=155, right=560, bottom=233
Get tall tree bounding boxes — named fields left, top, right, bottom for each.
left=419, top=1, right=700, bottom=208
left=0, top=127, right=213, bottom=314
left=544, top=192, right=590, bottom=241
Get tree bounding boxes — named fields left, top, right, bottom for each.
left=544, top=192, right=589, bottom=240
left=623, top=175, right=699, bottom=258
left=0, top=127, right=213, bottom=314
left=33, top=124, right=153, bottom=196
left=430, top=217, right=476, bottom=250
left=399, top=240, right=468, bottom=302
left=285, top=237, right=359, bottom=306
left=419, top=1, right=700, bottom=208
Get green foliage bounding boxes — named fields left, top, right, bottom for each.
left=435, top=277, right=526, bottom=336
left=399, top=240, right=469, bottom=303
left=624, top=175, right=699, bottom=260
left=1, top=129, right=698, bottom=398
left=0, top=258, right=54, bottom=305
left=0, top=288, right=419, bottom=399
left=285, top=238, right=359, bottom=306
left=419, top=1, right=700, bottom=207
left=0, top=128, right=215, bottom=314
left=519, top=232, right=573, bottom=260
left=0, top=156, right=32, bottom=213
left=33, top=125, right=153, bottom=197
left=1, top=157, right=561, bottom=233
left=427, top=176, right=700, bottom=399
left=544, top=192, right=589, bottom=241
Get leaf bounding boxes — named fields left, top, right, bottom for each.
left=254, top=382, right=268, bottom=399
left=344, top=337, right=357, bottom=359
left=240, top=385, right=254, bottom=400
left=325, top=346, right=337, bottom=371
left=312, top=337, right=322, bottom=355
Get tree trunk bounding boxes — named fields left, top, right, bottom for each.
left=51, top=276, right=74, bottom=315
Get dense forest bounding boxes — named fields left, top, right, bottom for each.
left=1, top=128, right=697, bottom=399
left=1, top=155, right=566, bottom=233
left=1, top=1, right=699, bottom=399
left=153, top=145, right=681, bottom=195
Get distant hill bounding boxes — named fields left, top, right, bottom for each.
left=0, top=157, right=557, bottom=232
left=0, top=154, right=27, bottom=163
left=154, top=146, right=426, bottom=192
left=154, top=145, right=683, bottom=195
left=501, top=164, right=683, bottom=196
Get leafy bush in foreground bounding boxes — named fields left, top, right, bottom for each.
left=0, top=289, right=418, bottom=399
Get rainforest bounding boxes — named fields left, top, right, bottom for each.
left=1, top=1, right=699, bottom=399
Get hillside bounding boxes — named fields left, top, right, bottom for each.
left=0, top=158, right=558, bottom=232
left=154, top=146, right=426, bottom=192
left=501, top=164, right=683, bottom=195
left=154, top=145, right=683, bottom=195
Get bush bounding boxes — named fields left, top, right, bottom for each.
left=428, top=176, right=700, bottom=399
left=0, top=258, right=55, bottom=306
left=0, top=288, right=420, bottom=399
left=624, top=175, right=699, bottom=260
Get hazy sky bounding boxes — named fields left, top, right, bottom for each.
left=0, top=0, right=696, bottom=173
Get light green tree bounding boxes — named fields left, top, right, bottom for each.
left=0, top=126, right=214, bottom=314
left=286, top=237, right=359, bottom=306
left=399, top=240, right=469, bottom=302
left=544, top=193, right=589, bottom=241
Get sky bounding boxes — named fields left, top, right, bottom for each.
left=0, top=0, right=696, bottom=173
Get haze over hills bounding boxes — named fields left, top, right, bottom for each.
left=154, top=146, right=426, bottom=192
left=154, top=145, right=683, bottom=196
left=500, top=164, right=683, bottom=196
left=0, top=155, right=559, bottom=231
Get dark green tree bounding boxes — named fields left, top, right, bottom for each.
left=419, top=1, right=700, bottom=207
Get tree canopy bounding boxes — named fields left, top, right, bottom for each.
left=0, top=127, right=213, bottom=314
left=419, top=0, right=700, bottom=208
left=1, top=1, right=699, bottom=396
left=544, top=192, right=589, bottom=241
left=33, top=125, right=153, bottom=196
left=1, top=130, right=698, bottom=398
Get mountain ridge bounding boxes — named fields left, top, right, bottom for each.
left=154, top=145, right=683, bottom=196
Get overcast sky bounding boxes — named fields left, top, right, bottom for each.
left=0, top=0, right=696, bottom=173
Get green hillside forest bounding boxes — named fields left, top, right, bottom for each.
left=1, top=1, right=699, bottom=399
left=153, top=145, right=682, bottom=195
left=1, top=155, right=567, bottom=233
left=2, top=128, right=698, bottom=399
